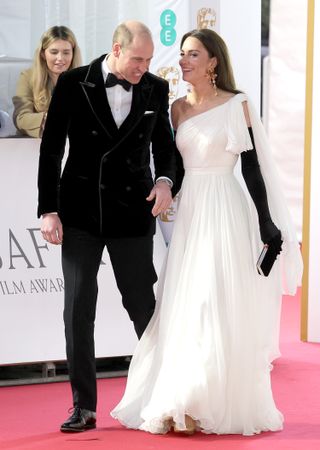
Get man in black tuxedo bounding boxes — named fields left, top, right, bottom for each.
left=38, top=21, right=183, bottom=432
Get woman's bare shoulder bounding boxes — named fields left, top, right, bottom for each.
left=171, top=96, right=187, bottom=112
left=171, top=96, right=187, bottom=130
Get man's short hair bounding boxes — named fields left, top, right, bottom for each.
left=112, top=21, right=152, bottom=50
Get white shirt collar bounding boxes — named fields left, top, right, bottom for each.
left=102, top=55, right=111, bottom=81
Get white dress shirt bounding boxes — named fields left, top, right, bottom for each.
left=102, top=57, right=132, bottom=128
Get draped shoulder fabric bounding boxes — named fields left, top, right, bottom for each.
left=242, top=94, right=303, bottom=294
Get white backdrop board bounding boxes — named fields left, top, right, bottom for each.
left=0, top=138, right=166, bottom=364
left=267, top=0, right=307, bottom=239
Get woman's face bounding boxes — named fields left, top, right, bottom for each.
left=43, top=39, right=73, bottom=76
left=179, top=36, right=216, bottom=85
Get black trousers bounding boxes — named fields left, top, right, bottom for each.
left=61, top=227, right=157, bottom=411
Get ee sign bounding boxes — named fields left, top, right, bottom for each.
left=160, top=9, right=177, bottom=46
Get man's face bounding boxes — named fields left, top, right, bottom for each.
left=113, top=35, right=154, bottom=84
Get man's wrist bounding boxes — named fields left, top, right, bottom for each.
left=156, top=177, right=173, bottom=188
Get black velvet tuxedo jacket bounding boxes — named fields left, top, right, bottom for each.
left=37, top=54, right=183, bottom=237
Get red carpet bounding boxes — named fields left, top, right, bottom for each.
left=1, top=289, right=320, bottom=450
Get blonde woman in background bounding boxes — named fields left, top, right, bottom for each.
left=13, top=25, right=81, bottom=138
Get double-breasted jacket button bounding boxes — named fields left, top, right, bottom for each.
left=138, top=133, right=144, bottom=139
left=91, top=130, right=98, bottom=136
left=100, top=183, right=107, bottom=190
left=125, top=186, right=132, bottom=192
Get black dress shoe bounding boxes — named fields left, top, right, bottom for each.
left=60, top=407, right=96, bottom=432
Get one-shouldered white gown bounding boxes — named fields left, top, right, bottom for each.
left=111, top=93, right=302, bottom=435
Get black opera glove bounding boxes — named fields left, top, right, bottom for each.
left=241, top=127, right=282, bottom=246
left=259, top=218, right=281, bottom=245
left=267, top=229, right=283, bottom=258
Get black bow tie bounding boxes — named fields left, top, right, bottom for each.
left=105, top=72, right=132, bottom=91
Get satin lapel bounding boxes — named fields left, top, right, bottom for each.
left=118, top=78, right=153, bottom=138
left=79, top=56, right=118, bottom=139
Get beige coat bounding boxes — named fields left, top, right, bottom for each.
left=12, top=68, right=49, bottom=138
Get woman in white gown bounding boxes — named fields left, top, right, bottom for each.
left=111, top=29, right=302, bottom=436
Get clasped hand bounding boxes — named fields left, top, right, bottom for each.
left=146, top=181, right=173, bottom=217
left=260, top=219, right=283, bottom=255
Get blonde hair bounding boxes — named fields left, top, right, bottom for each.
left=32, top=26, right=82, bottom=111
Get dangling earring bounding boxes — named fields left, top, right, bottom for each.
left=207, top=67, right=218, bottom=96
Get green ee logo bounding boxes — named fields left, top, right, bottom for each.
left=160, top=9, right=176, bottom=46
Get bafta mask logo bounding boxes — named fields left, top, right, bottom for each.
left=197, top=7, right=216, bottom=30
left=159, top=193, right=180, bottom=222
left=157, top=66, right=180, bottom=104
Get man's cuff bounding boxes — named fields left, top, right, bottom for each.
left=42, top=212, right=58, bottom=218
left=156, top=177, right=173, bottom=188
